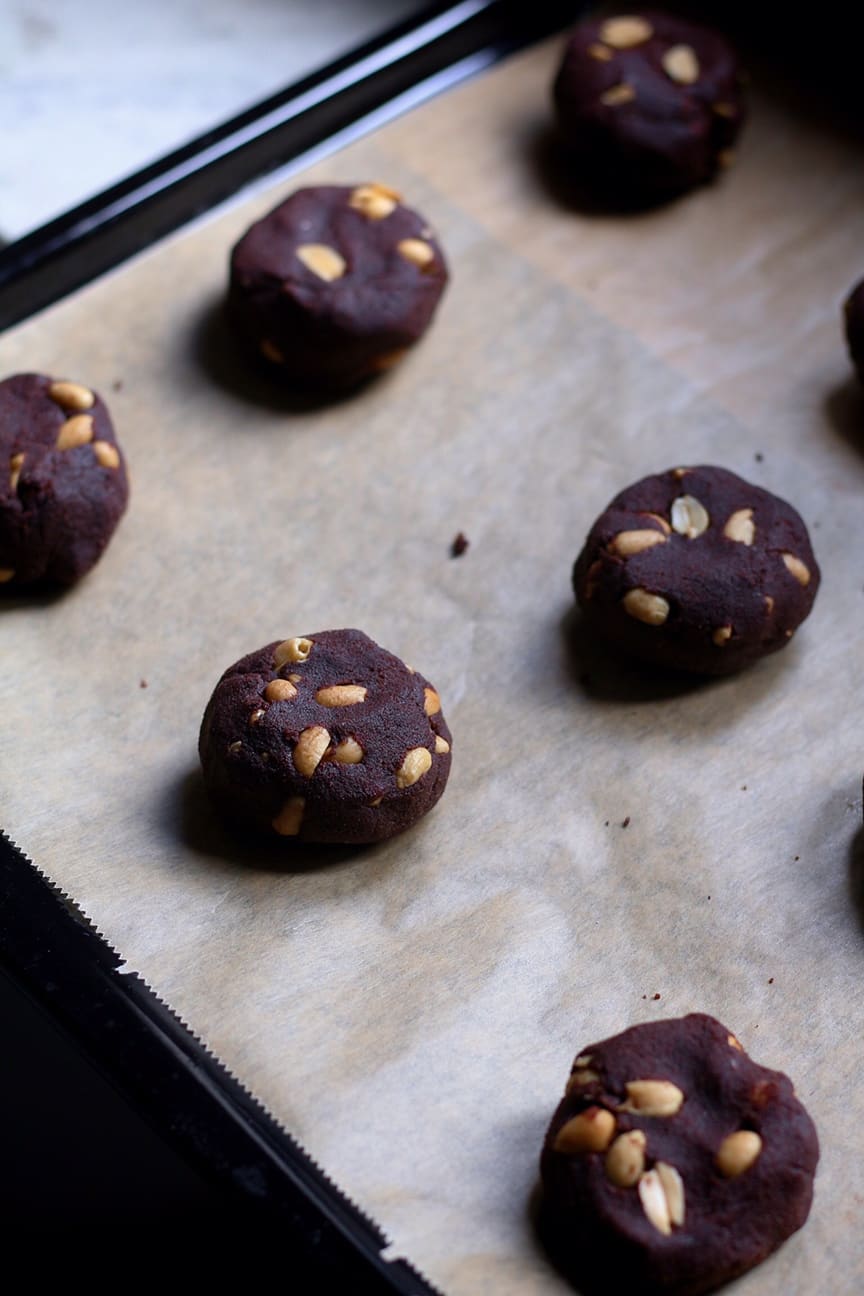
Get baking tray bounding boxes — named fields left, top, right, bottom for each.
left=0, top=1, right=575, bottom=1285
left=2, top=3, right=863, bottom=1292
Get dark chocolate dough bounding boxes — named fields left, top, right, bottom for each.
left=0, top=373, right=129, bottom=588
left=540, top=1013, right=819, bottom=1296
left=198, top=628, right=452, bottom=844
left=572, top=465, right=819, bottom=675
left=228, top=184, right=449, bottom=388
left=553, top=11, right=746, bottom=202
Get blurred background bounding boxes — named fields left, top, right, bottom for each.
left=0, top=0, right=428, bottom=242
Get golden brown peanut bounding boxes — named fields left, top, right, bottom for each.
left=554, top=1107, right=616, bottom=1154
left=294, top=726, right=331, bottom=777
left=48, top=380, right=95, bottom=411
left=396, top=746, right=432, bottom=788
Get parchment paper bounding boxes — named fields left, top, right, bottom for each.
left=2, top=37, right=864, bottom=1294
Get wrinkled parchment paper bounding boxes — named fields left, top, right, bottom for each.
left=3, top=38, right=864, bottom=1294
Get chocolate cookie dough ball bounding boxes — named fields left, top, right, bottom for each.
left=843, top=276, right=864, bottom=383
left=540, top=1014, right=819, bottom=1296
left=573, top=465, right=819, bottom=675
left=199, top=629, right=452, bottom=845
left=228, top=184, right=449, bottom=389
left=553, top=11, right=746, bottom=203
left=0, top=373, right=129, bottom=588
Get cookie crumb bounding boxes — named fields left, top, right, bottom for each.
left=754, top=452, right=763, bottom=462
left=139, top=679, right=148, bottom=689
left=768, top=977, right=774, bottom=985
left=793, top=855, right=799, bottom=861
left=621, top=816, right=630, bottom=829
left=652, top=992, right=661, bottom=1000
left=604, top=820, right=610, bottom=827
left=451, top=531, right=469, bottom=558
left=741, top=785, right=747, bottom=791
left=112, top=379, right=124, bottom=392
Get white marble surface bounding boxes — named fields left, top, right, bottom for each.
left=0, top=0, right=425, bottom=241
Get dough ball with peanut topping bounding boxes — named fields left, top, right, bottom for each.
left=539, top=1013, right=819, bottom=1296
left=553, top=11, right=746, bottom=203
left=0, top=372, right=129, bottom=588
left=228, top=184, right=449, bottom=389
left=573, top=465, right=819, bottom=675
left=199, top=629, right=452, bottom=845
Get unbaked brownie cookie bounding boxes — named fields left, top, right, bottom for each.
left=572, top=465, right=819, bottom=674
left=199, top=628, right=452, bottom=844
left=553, top=11, right=746, bottom=202
left=540, top=1014, right=818, bottom=1295
left=228, top=184, right=448, bottom=388
left=0, top=372, right=128, bottom=587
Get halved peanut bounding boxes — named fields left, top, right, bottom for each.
left=397, top=238, right=435, bottom=270
left=713, top=625, right=732, bottom=646
left=620, top=1079, right=684, bottom=1117
left=662, top=44, right=700, bottom=85
left=609, top=529, right=666, bottom=557
left=656, top=1162, right=685, bottom=1226
left=396, top=746, right=432, bottom=788
left=48, top=380, right=95, bottom=411
left=272, top=797, right=305, bottom=836
left=274, top=637, right=313, bottom=668
left=588, top=42, right=613, bottom=60
left=782, top=553, right=811, bottom=586
left=227, top=741, right=242, bottom=754
left=716, top=1130, right=762, bottom=1177
left=622, top=589, right=670, bottom=626
left=723, top=509, right=755, bottom=545
left=423, top=686, right=441, bottom=716
left=605, top=1129, right=646, bottom=1187
left=249, top=708, right=266, bottom=725
left=316, top=684, right=367, bottom=707
left=638, top=1169, right=672, bottom=1235
left=56, top=415, right=94, bottom=450
left=554, top=1107, right=616, bottom=1154
left=434, top=735, right=450, bottom=754
left=294, top=726, right=330, bottom=777
left=670, top=495, right=709, bottom=538
left=599, top=15, right=653, bottom=47
left=93, top=440, right=120, bottom=469
left=264, top=679, right=297, bottom=703
left=331, top=737, right=363, bottom=764
left=349, top=182, right=401, bottom=220
left=296, top=243, right=347, bottom=281
left=0, top=568, right=15, bottom=583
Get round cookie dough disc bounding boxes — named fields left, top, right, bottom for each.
left=540, top=1013, right=819, bottom=1296
left=553, top=10, right=746, bottom=203
left=572, top=465, right=820, bottom=675
left=0, top=373, right=129, bottom=588
left=198, top=628, right=452, bottom=845
left=228, top=184, right=449, bottom=389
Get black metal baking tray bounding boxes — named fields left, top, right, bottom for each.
left=0, top=1, right=575, bottom=1285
